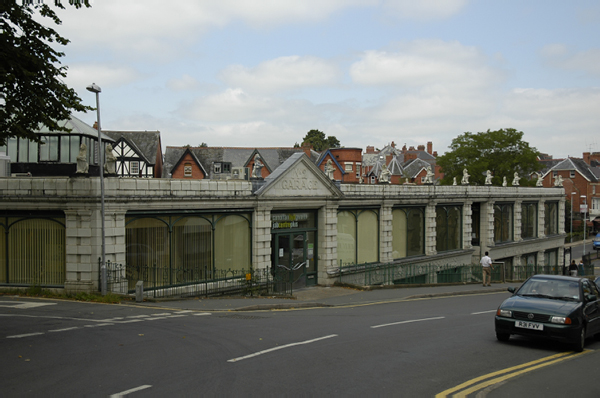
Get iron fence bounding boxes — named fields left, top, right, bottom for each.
left=337, top=261, right=568, bottom=287
left=99, top=259, right=293, bottom=298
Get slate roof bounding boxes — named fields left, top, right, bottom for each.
left=163, top=146, right=303, bottom=178
left=103, top=131, right=162, bottom=165
left=402, top=158, right=431, bottom=179
left=36, top=114, right=115, bottom=142
left=543, top=157, right=599, bottom=182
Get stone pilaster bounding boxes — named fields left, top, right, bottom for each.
left=319, top=202, right=338, bottom=286
left=480, top=200, right=495, bottom=251
left=424, top=201, right=437, bottom=255
left=559, top=199, right=566, bottom=234
left=252, top=205, right=272, bottom=271
left=380, top=202, right=393, bottom=263
left=462, top=200, right=473, bottom=250
left=64, top=209, right=94, bottom=292
left=513, top=200, right=522, bottom=242
left=538, top=200, right=546, bottom=238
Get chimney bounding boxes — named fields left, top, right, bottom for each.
left=417, top=145, right=425, bottom=151
left=391, top=141, right=396, bottom=148
left=583, top=152, right=591, bottom=165
left=427, top=141, right=432, bottom=154
left=366, top=146, right=375, bottom=154
left=93, top=121, right=98, bottom=130
left=301, top=142, right=313, bottom=157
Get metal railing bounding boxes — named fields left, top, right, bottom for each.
left=99, top=259, right=293, bottom=298
left=337, top=261, right=569, bottom=287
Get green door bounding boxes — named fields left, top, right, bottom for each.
left=274, top=232, right=307, bottom=289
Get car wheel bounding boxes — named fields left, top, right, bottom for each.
left=496, top=332, right=510, bottom=342
left=573, top=327, right=586, bottom=352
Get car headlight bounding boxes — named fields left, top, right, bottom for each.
left=497, top=309, right=512, bottom=318
left=550, top=316, right=572, bottom=325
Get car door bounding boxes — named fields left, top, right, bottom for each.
left=582, top=280, right=600, bottom=335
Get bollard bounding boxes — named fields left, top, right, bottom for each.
left=135, top=280, right=143, bottom=302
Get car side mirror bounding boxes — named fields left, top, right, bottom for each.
left=508, top=287, right=516, bottom=294
left=585, top=294, right=597, bottom=302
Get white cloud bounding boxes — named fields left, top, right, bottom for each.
left=167, top=75, right=201, bottom=91
left=381, top=0, right=469, bottom=20
left=219, top=56, right=341, bottom=93
left=65, top=63, right=141, bottom=91
left=350, top=40, right=502, bottom=90
left=540, top=44, right=600, bottom=77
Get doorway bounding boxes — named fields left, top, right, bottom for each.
left=273, top=232, right=308, bottom=289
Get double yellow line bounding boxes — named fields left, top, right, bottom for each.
left=436, top=350, right=590, bottom=398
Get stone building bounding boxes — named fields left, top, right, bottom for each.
left=0, top=153, right=565, bottom=293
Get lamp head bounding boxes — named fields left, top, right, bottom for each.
left=86, top=83, right=101, bottom=93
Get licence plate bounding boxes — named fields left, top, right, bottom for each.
left=515, top=321, right=543, bottom=331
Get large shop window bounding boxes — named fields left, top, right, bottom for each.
left=392, top=207, right=424, bottom=259
left=494, top=203, right=513, bottom=243
left=337, top=209, right=379, bottom=266
left=0, top=215, right=66, bottom=286
left=544, top=202, right=558, bottom=236
left=436, top=205, right=462, bottom=252
left=126, top=213, right=251, bottom=280
left=521, top=202, right=537, bottom=239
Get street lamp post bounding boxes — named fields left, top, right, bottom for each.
left=86, top=83, right=106, bottom=296
left=571, top=192, right=576, bottom=243
left=581, top=195, right=587, bottom=259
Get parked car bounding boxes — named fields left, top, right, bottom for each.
left=495, top=274, right=600, bottom=352
left=593, top=233, right=600, bottom=250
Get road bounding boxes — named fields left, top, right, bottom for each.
left=1, top=292, right=599, bottom=397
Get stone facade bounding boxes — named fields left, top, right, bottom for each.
left=0, top=154, right=566, bottom=292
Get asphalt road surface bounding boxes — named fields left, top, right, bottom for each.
left=1, top=292, right=599, bottom=397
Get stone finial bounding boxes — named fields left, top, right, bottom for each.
left=553, top=174, right=563, bottom=187
left=424, top=166, right=434, bottom=184
left=485, top=170, right=493, bottom=185
left=461, top=168, right=470, bottom=185
left=252, top=154, right=264, bottom=178
left=453, top=177, right=457, bottom=185
left=536, top=173, right=544, bottom=186
left=379, top=163, right=391, bottom=184
left=76, top=143, right=89, bottom=174
left=104, top=144, right=117, bottom=175
left=324, top=159, right=335, bottom=180
left=502, top=176, right=507, bottom=187
left=512, top=172, right=520, bottom=186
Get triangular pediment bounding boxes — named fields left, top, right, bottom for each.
left=255, top=153, right=343, bottom=198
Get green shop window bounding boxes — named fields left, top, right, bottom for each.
left=337, top=208, right=379, bottom=266
left=436, top=205, right=462, bottom=252
left=392, top=207, right=424, bottom=259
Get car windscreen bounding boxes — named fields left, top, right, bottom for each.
left=517, top=278, right=580, bottom=301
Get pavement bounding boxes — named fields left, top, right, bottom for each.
left=130, top=239, right=600, bottom=313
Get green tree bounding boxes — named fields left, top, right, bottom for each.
left=437, top=128, right=541, bottom=186
left=0, top=0, right=92, bottom=146
left=301, top=129, right=340, bottom=151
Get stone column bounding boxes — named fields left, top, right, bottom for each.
left=380, top=202, right=394, bottom=263
left=252, top=205, right=272, bottom=271
left=513, top=200, right=522, bottom=242
left=64, top=210, right=94, bottom=292
left=480, top=200, right=495, bottom=252
left=462, top=200, right=473, bottom=250
left=424, top=201, right=437, bottom=255
left=319, top=202, right=339, bottom=286
left=559, top=199, right=566, bottom=234
left=537, top=200, right=546, bottom=239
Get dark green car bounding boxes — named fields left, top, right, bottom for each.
left=495, top=275, right=600, bottom=352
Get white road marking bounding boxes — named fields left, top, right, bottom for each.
left=371, top=316, right=445, bottom=329
left=7, top=332, right=45, bottom=339
left=174, top=310, right=193, bottom=314
left=193, top=313, right=211, bottom=316
left=471, top=310, right=497, bottom=315
left=0, top=301, right=57, bottom=309
left=49, top=327, right=80, bottom=333
left=126, top=315, right=149, bottom=319
left=84, top=323, right=114, bottom=328
left=228, top=334, right=338, bottom=363
left=119, top=319, right=145, bottom=323
left=109, top=384, right=152, bottom=397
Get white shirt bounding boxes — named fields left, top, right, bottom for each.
left=481, top=255, right=492, bottom=267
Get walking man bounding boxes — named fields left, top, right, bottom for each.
left=481, top=251, right=493, bottom=287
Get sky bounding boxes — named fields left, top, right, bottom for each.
left=44, top=0, right=600, bottom=158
